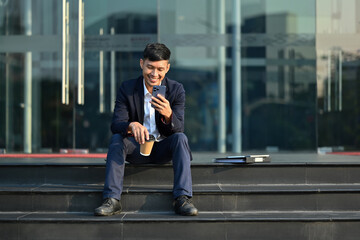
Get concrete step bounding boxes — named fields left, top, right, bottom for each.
left=1, top=183, right=360, bottom=212
left=1, top=211, right=360, bottom=240
left=2, top=163, right=360, bottom=185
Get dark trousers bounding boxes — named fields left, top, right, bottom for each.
left=103, top=132, right=193, bottom=200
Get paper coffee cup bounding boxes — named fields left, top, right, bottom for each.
left=140, top=135, right=155, bottom=156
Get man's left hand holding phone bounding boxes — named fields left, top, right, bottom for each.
left=150, top=85, right=172, bottom=123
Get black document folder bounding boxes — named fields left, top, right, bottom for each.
left=214, top=155, right=271, bottom=164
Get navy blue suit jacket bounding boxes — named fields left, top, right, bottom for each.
left=111, top=76, right=186, bottom=138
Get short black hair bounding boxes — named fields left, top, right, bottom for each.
left=143, top=43, right=171, bottom=61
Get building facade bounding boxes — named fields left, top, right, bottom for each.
left=0, top=0, right=360, bottom=154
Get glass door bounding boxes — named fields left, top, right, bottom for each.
left=0, top=0, right=76, bottom=153
left=316, top=0, right=360, bottom=152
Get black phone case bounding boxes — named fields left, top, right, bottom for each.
left=152, top=85, right=166, bottom=98
left=151, top=85, right=166, bottom=108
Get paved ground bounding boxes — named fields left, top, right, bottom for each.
left=193, top=152, right=360, bottom=163
left=0, top=152, right=359, bottom=164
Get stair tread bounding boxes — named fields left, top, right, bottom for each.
left=1, top=183, right=360, bottom=193
left=3, top=163, right=360, bottom=187
left=2, top=211, right=360, bottom=222
left=2, top=160, right=360, bottom=166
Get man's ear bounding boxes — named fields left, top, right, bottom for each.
left=166, top=63, right=170, bottom=73
left=140, top=59, right=144, bottom=69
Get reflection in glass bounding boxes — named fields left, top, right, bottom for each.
left=1, top=0, right=359, bottom=155
left=316, top=0, right=360, bottom=151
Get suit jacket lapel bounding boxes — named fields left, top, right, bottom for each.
left=134, top=76, right=144, bottom=124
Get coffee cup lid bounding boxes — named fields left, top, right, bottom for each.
left=147, top=135, right=155, bottom=141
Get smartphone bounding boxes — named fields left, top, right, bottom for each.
left=151, top=85, right=166, bottom=108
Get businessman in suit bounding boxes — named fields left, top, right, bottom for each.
left=94, top=43, right=198, bottom=216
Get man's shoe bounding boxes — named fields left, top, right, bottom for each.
left=174, top=195, right=198, bottom=216
left=94, top=198, right=122, bottom=216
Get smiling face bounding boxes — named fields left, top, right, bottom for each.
left=140, top=58, right=170, bottom=93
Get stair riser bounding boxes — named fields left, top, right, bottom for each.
left=2, top=192, right=360, bottom=212
left=1, top=221, right=360, bottom=240
left=2, top=165, right=360, bottom=185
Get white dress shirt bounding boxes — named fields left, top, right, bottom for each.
left=143, top=80, right=161, bottom=140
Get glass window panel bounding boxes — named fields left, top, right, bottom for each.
left=79, top=0, right=158, bottom=152
left=240, top=0, right=316, bottom=151
left=316, top=0, right=360, bottom=151
left=159, top=0, right=317, bottom=151
left=159, top=0, right=223, bottom=150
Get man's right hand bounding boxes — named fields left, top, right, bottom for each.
left=128, top=122, right=149, bottom=144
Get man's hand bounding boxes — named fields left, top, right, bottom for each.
left=128, top=122, right=149, bottom=144
left=151, top=94, right=172, bottom=123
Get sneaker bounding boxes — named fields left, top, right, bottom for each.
left=94, top=198, right=122, bottom=216
left=174, top=195, right=198, bottom=216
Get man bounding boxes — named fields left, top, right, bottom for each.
left=94, top=43, right=198, bottom=216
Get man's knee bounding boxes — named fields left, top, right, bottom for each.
left=170, top=133, right=191, bottom=154
left=172, top=132, right=189, bottom=143
left=107, top=134, right=126, bottom=162
left=109, top=134, right=124, bottom=146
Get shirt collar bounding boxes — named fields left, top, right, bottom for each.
left=143, top=79, right=151, bottom=97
